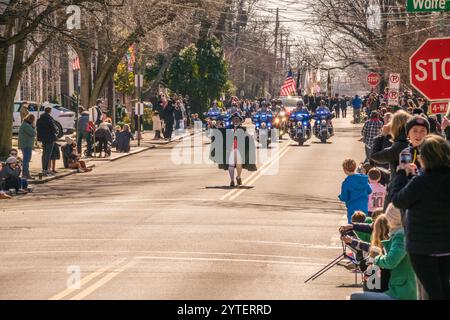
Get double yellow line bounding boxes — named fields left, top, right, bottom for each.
left=49, top=257, right=135, bottom=300
left=220, top=140, right=292, bottom=201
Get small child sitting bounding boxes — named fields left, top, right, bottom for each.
left=339, top=158, right=373, bottom=223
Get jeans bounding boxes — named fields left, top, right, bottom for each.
left=341, top=107, right=347, bottom=118
left=98, top=137, right=108, bottom=154
left=164, top=122, right=174, bottom=139
left=42, top=142, right=54, bottom=171
left=353, top=108, right=361, bottom=123
left=77, top=132, right=92, bottom=155
left=350, top=291, right=395, bottom=300
left=20, top=147, right=32, bottom=177
left=409, top=254, right=450, bottom=300
left=364, top=145, right=371, bottom=163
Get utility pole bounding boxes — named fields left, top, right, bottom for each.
left=271, top=7, right=279, bottom=97
left=280, top=31, right=284, bottom=72
left=285, top=36, right=289, bottom=69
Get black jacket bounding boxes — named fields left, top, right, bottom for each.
left=391, top=167, right=450, bottom=255
left=162, top=101, right=175, bottom=123
left=370, top=129, right=409, bottom=180
left=36, top=113, right=57, bottom=144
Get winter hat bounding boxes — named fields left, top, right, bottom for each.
left=385, top=203, right=402, bottom=230
left=6, top=157, right=17, bottom=165
left=406, top=116, right=430, bottom=135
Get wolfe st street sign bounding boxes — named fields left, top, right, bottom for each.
left=407, top=0, right=450, bottom=12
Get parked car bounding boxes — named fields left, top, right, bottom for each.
left=13, top=101, right=75, bottom=138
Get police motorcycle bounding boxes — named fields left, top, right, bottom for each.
left=288, top=101, right=312, bottom=146
left=272, top=103, right=288, bottom=139
left=313, top=101, right=334, bottom=143
left=204, top=103, right=225, bottom=138
left=252, top=102, right=274, bottom=148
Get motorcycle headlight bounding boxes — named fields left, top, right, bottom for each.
left=261, top=122, right=266, bottom=128
left=212, top=120, right=217, bottom=126
left=321, top=120, right=327, bottom=125
left=297, top=121, right=303, bottom=127
left=275, top=118, right=280, bottom=124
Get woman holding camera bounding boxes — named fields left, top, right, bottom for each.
left=390, top=135, right=450, bottom=300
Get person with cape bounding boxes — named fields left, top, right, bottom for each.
left=210, top=112, right=257, bottom=187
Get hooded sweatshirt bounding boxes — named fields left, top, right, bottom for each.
left=339, top=173, right=372, bottom=223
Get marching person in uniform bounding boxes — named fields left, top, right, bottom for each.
left=210, top=112, right=257, bottom=187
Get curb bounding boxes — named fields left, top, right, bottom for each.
left=150, top=130, right=200, bottom=145
left=87, top=145, right=155, bottom=162
left=28, top=164, right=96, bottom=185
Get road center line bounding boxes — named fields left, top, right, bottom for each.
left=48, top=257, right=127, bottom=300
left=69, top=260, right=137, bottom=300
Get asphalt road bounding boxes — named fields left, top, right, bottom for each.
left=0, top=115, right=365, bottom=300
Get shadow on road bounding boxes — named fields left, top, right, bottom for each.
left=205, top=186, right=255, bottom=190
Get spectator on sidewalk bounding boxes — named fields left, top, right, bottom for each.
left=116, top=124, right=134, bottom=153
left=391, top=135, right=450, bottom=300
left=49, top=142, right=61, bottom=174
left=351, top=204, right=417, bottom=300
left=162, top=97, right=175, bottom=140
left=0, top=157, right=28, bottom=194
left=152, top=111, right=162, bottom=140
left=361, top=111, right=384, bottom=162
left=95, top=121, right=113, bottom=157
left=370, top=110, right=411, bottom=207
left=63, top=137, right=92, bottom=173
left=18, top=114, right=36, bottom=180
left=339, top=158, right=373, bottom=223
left=77, top=109, right=93, bottom=157
left=174, top=101, right=184, bottom=134
left=20, top=103, right=29, bottom=123
left=403, top=116, right=430, bottom=173
left=352, top=95, right=363, bottom=123
left=370, top=112, right=393, bottom=172
left=36, top=105, right=57, bottom=177
left=367, top=168, right=386, bottom=217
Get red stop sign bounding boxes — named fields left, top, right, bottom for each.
left=410, top=37, right=450, bottom=101
left=367, top=73, right=380, bottom=87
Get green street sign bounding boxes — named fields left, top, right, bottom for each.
left=407, top=0, right=450, bottom=12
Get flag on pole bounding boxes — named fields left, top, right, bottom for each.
left=279, top=69, right=297, bottom=97
left=72, top=56, right=80, bottom=71
left=304, top=70, right=310, bottom=95
left=296, top=69, right=301, bottom=95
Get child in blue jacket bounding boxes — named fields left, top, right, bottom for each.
left=339, top=159, right=372, bottom=223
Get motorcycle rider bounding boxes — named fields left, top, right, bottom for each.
left=314, top=100, right=334, bottom=136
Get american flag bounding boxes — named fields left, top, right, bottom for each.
left=72, top=56, right=80, bottom=71
left=279, top=70, right=297, bottom=97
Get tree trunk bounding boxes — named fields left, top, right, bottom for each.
left=0, top=88, right=16, bottom=158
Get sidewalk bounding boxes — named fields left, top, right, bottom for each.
left=10, top=128, right=195, bottom=185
